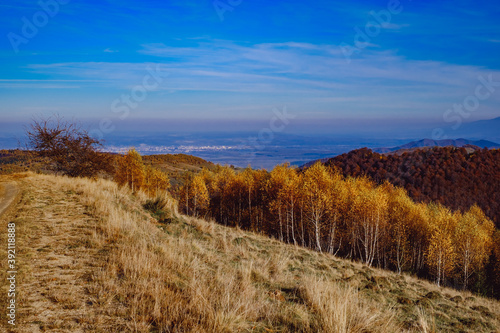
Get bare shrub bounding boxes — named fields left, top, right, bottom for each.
left=26, top=115, right=114, bottom=177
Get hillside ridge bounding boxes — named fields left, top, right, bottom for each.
left=0, top=173, right=499, bottom=332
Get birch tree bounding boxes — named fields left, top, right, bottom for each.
left=426, top=204, right=457, bottom=286
left=454, top=205, right=495, bottom=289
left=302, top=162, right=333, bottom=252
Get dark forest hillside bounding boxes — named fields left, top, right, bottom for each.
left=325, top=147, right=500, bottom=228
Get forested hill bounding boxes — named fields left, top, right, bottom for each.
left=325, top=147, right=500, bottom=227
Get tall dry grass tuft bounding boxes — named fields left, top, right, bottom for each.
left=416, top=307, right=437, bottom=333
left=300, top=276, right=399, bottom=333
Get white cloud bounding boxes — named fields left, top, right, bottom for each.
left=19, top=40, right=500, bottom=119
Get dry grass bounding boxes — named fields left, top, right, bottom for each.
left=1, top=173, right=499, bottom=332
left=300, top=275, right=397, bottom=332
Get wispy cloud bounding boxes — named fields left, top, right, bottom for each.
left=15, top=39, right=500, bottom=120
left=0, top=79, right=84, bottom=89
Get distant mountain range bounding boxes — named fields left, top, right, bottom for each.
left=449, top=116, right=500, bottom=141
left=373, top=138, right=500, bottom=154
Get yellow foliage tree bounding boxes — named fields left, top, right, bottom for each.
left=426, top=204, right=457, bottom=286
left=326, top=169, right=348, bottom=255
left=268, top=164, right=287, bottom=241
left=179, top=173, right=210, bottom=217
left=144, top=165, right=170, bottom=197
left=408, top=202, right=431, bottom=273
left=241, top=167, right=256, bottom=230
left=268, top=163, right=299, bottom=243
left=114, top=149, right=145, bottom=192
left=387, top=186, right=414, bottom=274
left=350, top=182, right=389, bottom=267
left=190, top=174, right=209, bottom=217
left=207, top=166, right=235, bottom=225
left=454, top=205, right=495, bottom=289
left=302, top=162, right=333, bottom=252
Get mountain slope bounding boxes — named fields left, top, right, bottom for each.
left=325, top=147, right=500, bottom=227
left=1, top=173, right=499, bottom=332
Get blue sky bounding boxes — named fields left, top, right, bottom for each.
left=1, top=0, right=499, bottom=136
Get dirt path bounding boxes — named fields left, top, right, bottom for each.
left=0, top=176, right=118, bottom=332
left=0, top=181, right=19, bottom=218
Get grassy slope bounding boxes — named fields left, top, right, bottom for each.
left=1, top=173, right=499, bottom=332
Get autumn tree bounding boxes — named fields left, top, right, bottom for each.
left=302, top=162, right=333, bottom=252
left=282, top=166, right=300, bottom=246
left=407, top=203, right=430, bottom=273
left=207, top=166, right=236, bottom=226
left=387, top=186, right=414, bottom=274
left=179, top=172, right=194, bottom=215
left=26, top=116, right=113, bottom=177
left=326, top=168, right=348, bottom=255
left=454, top=205, right=495, bottom=289
left=250, top=169, right=271, bottom=233
left=114, top=149, right=145, bottom=192
left=241, top=167, right=256, bottom=230
left=226, top=172, right=246, bottom=227
left=350, top=181, right=389, bottom=267
left=144, top=165, right=170, bottom=197
left=268, top=164, right=300, bottom=243
left=268, top=164, right=288, bottom=241
left=180, top=174, right=209, bottom=217
left=426, top=204, right=457, bottom=286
